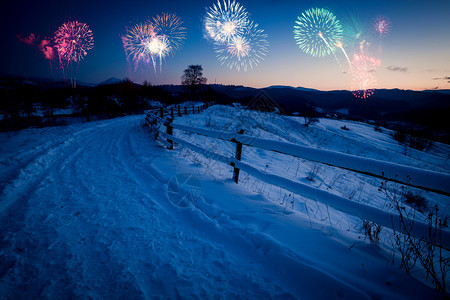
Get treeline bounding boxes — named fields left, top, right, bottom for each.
left=0, top=79, right=225, bottom=132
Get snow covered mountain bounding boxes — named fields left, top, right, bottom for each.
left=1, top=105, right=448, bottom=298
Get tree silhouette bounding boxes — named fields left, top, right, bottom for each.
left=181, top=65, right=207, bottom=99
left=302, top=101, right=319, bottom=127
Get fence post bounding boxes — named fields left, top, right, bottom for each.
left=231, top=129, right=244, bottom=183
left=160, top=107, right=164, bottom=118
left=178, top=105, right=181, bottom=117
left=197, top=106, right=200, bottom=113
left=192, top=106, right=195, bottom=114
left=171, top=107, right=174, bottom=119
left=165, top=118, right=173, bottom=150
left=151, top=114, right=159, bottom=140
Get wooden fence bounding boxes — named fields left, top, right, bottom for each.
left=145, top=109, right=450, bottom=248
left=146, top=102, right=213, bottom=120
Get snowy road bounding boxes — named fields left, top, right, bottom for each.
left=0, top=116, right=437, bottom=299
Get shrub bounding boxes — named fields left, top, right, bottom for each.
left=306, top=165, right=321, bottom=182
left=403, top=191, right=428, bottom=212
left=408, top=135, right=433, bottom=152
left=393, top=129, right=433, bottom=152
left=205, top=116, right=212, bottom=128
left=362, top=220, right=382, bottom=244
left=394, top=130, right=406, bottom=144
left=381, top=181, right=448, bottom=296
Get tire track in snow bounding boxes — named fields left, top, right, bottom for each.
left=50, top=118, right=185, bottom=297
left=48, top=120, right=149, bottom=297
left=0, top=118, right=161, bottom=298
left=0, top=125, right=105, bottom=217
left=0, top=124, right=129, bottom=298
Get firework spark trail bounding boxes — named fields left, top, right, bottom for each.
left=54, top=21, right=94, bottom=68
left=293, top=8, right=343, bottom=57
left=336, top=42, right=352, bottom=69
left=204, top=0, right=249, bottom=43
left=317, top=31, right=332, bottom=49
left=317, top=30, right=348, bottom=70
left=214, top=21, right=268, bottom=71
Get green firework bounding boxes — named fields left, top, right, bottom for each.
left=293, top=8, right=343, bottom=57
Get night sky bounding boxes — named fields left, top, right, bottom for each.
left=1, top=0, right=449, bottom=91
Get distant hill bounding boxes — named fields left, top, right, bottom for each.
left=423, top=89, right=450, bottom=94
left=97, top=77, right=123, bottom=86
left=200, top=84, right=450, bottom=130
left=267, top=85, right=319, bottom=93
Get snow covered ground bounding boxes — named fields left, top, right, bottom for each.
left=173, top=105, right=450, bottom=214
left=0, top=106, right=448, bottom=298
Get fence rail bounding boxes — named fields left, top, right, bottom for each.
left=170, top=124, right=450, bottom=196
left=146, top=111, right=450, bottom=249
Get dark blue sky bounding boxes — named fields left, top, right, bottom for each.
left=1, top=0, right=449, bottom=90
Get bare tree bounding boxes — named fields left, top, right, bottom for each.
left=302, top=102, right=319, bottom=127
left=181, top=65, right=207, bottom=99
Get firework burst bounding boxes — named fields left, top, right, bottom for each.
left=152, top=13, right=186, bottom=54
left=204, top=0, right=249, bottom=43
left=350, top=53, right=381, bottom=99
left=214, top=21, right=268, bottom=71
left=122, top=23, right=156, bottom=70
left=374, top=16, right=391, bottom=37
left=122, top=13, right=185, bottom=73
left=294, top=8, right=343, bottom=57
left=54, top=21, right=94, bottom=65
left=205, top=0, right=268, bottom=71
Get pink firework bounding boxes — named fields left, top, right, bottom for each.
left=54, top=21, right=94, bottom=65
left=17, top=33, right=37, bottom=45
left=38, top=39, right=55, bottom=60
left=374, top=16, right=390, bottom=36
left=350, top=54, right=381, bottom=100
